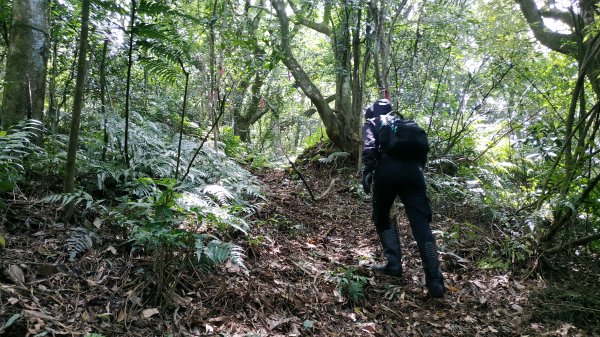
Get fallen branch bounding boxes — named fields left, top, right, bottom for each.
left=285, top=155, right=316, bottom=201
left=315, top=178, right=338, bottom=201
left=545, top=232, right=600, bottom=254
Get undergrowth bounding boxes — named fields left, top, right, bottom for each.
left=9, top=115, right=265, bottom=305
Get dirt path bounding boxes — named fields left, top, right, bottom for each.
left=0, top=163, right=594, bottom=336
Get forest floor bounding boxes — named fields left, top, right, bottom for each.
left=1, top=152, right=600, bottom=336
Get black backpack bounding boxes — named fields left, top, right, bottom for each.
left=378, top=112, right=430, bottom=159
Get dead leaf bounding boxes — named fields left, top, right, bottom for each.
left=117, top=309, right=127, bottom=322
left=8, top=297, right=18, bottom=305
left=205, top=324, right=214, bottom=333
left=268, top=315, right=292, bottom=330
left=22, top=309, right=57, bottom=321
left=36, top=264, right=59, bottom=277
left=7, top=265, right=26, bottom=286
left=358, top=322, right=377, bottom=334
left=93, top=217, right=102, bottom=228
left=446, top=285, right=460, bottom=292
left=142, top=308, right=160, bottom=319
left=105, top=246, right=117, bottom=255
left=473, top=280, right=486, bottom=289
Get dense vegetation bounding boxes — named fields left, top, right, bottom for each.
left=1, top=0, right=599, bottom=335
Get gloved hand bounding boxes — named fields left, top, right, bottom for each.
left=362, top=171, right=373, bottom=194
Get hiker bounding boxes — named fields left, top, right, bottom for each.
left=361, top=98, right=445, bottom=298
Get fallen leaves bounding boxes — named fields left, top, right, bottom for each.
left=141, top=308, right=160, bottom=319
left=1, top=165, right=597, bottom=336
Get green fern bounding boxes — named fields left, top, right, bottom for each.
left=330, top=268, right=369, bottom=303
left=0, top=120, right=43, bottom=193
left=67, top=227, right=102, bottom=261
left=39, top=190, right=101, bottom=211
left=203, top=184, right=234, bottom=205
left=318, top=151, right=350, bottom=164
left=195, top=235, right=246, bottom=270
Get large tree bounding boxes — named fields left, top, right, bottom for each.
left=1, top=0, right=50, bottom=128
left=516, top=0, right=600, bottom=249
left=272, top=0, right=373, bottom=157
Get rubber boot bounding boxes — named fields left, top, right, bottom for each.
left=419, top=241, right=445, bottom=298
left=372, top=228, right=403, bottom=277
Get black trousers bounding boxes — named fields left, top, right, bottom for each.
left=372, top=156, right=434, bottom=245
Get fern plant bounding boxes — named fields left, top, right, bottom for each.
left=330, top=268, right=369, bottom=303
left=0, top=120, right=43, bottom=198
left=317, top=151, right=350, bottom=164
left=117, top=177, right=249, bottom=304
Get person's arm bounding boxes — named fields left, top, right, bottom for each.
left=362, top=118, right=378, bottom=173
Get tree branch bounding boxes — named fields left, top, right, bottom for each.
left=545, top=232, right=600, bottom=254
left=303, top=95, right=335, bottom=116
left=540, top=7, right=574, bottom=27
left=272, top=0, right=338, bottom=132
left=516, top=0, right=577, bottom=56
left=287, top=0, right=331, bottom=35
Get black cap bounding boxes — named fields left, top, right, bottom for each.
left=364, top=99, right=392, bottom=119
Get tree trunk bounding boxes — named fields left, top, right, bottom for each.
left=1, top=0, right=49, bottom=128
left=123, top=0, right=137, bottom=167
left=100, top=38, right=108, bottom=161
left=47, top=40, right=57, bottom=133
left=272, top=0, right=360, bottom=157
left=63, top=0, right=90, bottom=221
left=236, top=73, right=269, bottom=142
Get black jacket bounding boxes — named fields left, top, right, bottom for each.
left=362, top=99, right=426, bottom=172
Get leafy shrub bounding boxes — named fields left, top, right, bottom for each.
left=221, top=126, right=245, bottom=158
left=302, top=126, right=329, bottom=149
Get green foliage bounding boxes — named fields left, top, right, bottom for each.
left=302, top=127, right=329, bottom=149
left=112, top=175, right=251, bottom=271
left=476, top=248, right=510, bottom=271
left=221, top=126, right=244, bottom=158
left=317, top=151, right=350, bottom=164
left=67, top=227, right=102, bottom=262
left=111, top=176, right=249, bottom=303
left=0, top=314, right=20, bottom=334
left=0, top=120, right=43, bottom=195
left=39, top=190, right=101, bottom=211
left=330, top=268, right=369, bottom=303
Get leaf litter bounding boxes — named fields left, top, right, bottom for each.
left=1, top=157, right=598, bottom=336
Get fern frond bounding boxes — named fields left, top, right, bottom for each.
left=203, top=184, right=234, bottom=205
left=318, top=151, right=350, bottom=164
left=67, top=227, right=102, bottom=261
left=38, top=190, right=100, bottom=210
left=195, top=236, right=246, bottom=270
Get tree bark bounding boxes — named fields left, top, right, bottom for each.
left=63, top=0, right=90, bottom=221
left=100, top=38, right=109, bottom=161
left=1, top=0, right=49, bottom=128
left=236, top=72, right=269, bottom=142
left=123, top=0, right=137, bottom=167
left=515, top=0, right=577, bottom=55
left=272, top=0, right=360, bottom=157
